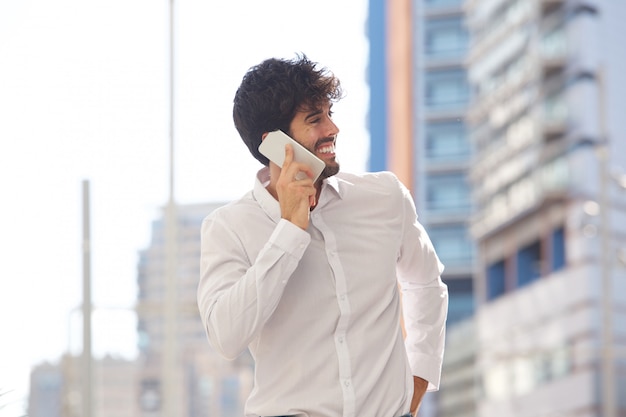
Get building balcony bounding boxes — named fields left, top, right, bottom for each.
left=540, top=0, right=566, bottom=16
left=424, top=51, right=467, bottom=69
left=465, top=1, right=533, bottom=67
left=467, top=70, right=537, bottom=127
left=423, top=103, right=467, bottom=121
left=423, top=0, right=465, bottom=16
left=470, top=155, right=570, bottom=240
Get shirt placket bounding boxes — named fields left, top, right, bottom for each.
left=310, top=210, right=355, bottom=417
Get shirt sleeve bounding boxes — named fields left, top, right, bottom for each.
left=395, top=179, right=448, bottom=391
left=197, top=214, right=310, bottom=360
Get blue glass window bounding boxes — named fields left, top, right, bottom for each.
left=487, top=260, right=506, bottom=300
left=425, top=120, right=470, bottom=160
left=424, top=0, right=464, bottom=7
left=425, top=68, right=469, bottom=109
left=426, top=173, right=471, bottom=212
left=221, top=376, right=240, bottom=416
left=445, top=277, right=474, bottom=324
left=428, top=225, right=473, bottom=265
left=517, top=240, right=542, bottom=287
left=425, top=17, right=468, bottom=58
left=552, top=227, right=566, bottom=271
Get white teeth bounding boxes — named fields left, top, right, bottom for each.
left=319, top=144, right=335, bottom=154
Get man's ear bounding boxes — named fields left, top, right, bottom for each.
left=261, top=132, right=269, bottom=141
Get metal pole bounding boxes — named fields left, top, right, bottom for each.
left=597, top=67, right=616, bottom=417
left=168, top=0, right=175, bottom=204
left=162, top=0, right=179, bottom=415
left=82, top=179, right=93, bottom=417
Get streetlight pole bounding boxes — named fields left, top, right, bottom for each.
left=162, top=0, right=179, bottom=416
left=597, top=66, right=616, bottom=417
left=82, top=179, right=93, bottom=417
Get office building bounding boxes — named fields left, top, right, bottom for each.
left=465, top=0, right=626, bottom=416
left=28, top=202, right=254, bottom=417
left=29, top=361, right=63, bottom=417
left=29, top=355, right=140, bottom=417
left=369, top=0, right=626, bottom=416
left=136, top=202, right=253, bottom=417
left=369, top=0, right=475, bottom=326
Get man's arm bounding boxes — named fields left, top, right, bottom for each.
left=394, top=175, right=448, bottom=391
left=410, top=376, right=429, bottom=416
left=198, top=214, right=310, bottom=359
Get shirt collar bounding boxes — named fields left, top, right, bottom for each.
left=323, top=175, right=343, bottom=200
left=253, top=167, right=281, bottom=223
left=252, top=167, right=345, bottom=222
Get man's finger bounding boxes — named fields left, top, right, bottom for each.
left=294, top=165, right=314, bottom=181
left=283, top=143, right=294, bottom=166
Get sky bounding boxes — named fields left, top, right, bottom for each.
left=0, top=1, right=369, bottom=414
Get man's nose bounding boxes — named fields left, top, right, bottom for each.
left=325, top=118, right=340, bottom=137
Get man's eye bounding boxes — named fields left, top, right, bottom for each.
left=328, top=111, right=334, bottom=118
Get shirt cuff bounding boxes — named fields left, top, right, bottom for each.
left=269, top=219, right=311, bottom=257
left=407, top=352, right=443, bottom=391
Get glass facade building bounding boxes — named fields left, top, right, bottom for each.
left=368, top=0, right=475, bottom=329
left=368, top=0, right=626, bottom=416
left=466, top=0, right=626, bottom=416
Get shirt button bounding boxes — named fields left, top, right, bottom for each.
left=344, top=380, right=351, bottom=387
left=338, top=336, right=344, bottom=343
left=340, top=294, right=346, bottom=301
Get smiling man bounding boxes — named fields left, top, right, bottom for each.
left=197, top=54, right=448, bottom=417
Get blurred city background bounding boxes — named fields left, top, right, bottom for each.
left=1, top=0, right=625, bottom=416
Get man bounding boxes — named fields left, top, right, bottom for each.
left=197, top=55, right=448, bottom=417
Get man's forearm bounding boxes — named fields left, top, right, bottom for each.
left=410, top=376, right=428, bottom=416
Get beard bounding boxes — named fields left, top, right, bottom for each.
left=319, top=160, right=340, bottom=180
left=310, top=136, right=340, bottom=180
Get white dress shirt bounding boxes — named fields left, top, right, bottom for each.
left=198, top=168, right=448, bottom=417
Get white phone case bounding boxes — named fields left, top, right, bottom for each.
left=258, top=130, right=326, bottom=182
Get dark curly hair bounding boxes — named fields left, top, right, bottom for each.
left=233, top=54, right=343, bottom=166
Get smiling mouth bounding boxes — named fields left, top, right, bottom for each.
left=315, top=138, right=336, bottom=156
left=318, top=142, right=335, bottom=155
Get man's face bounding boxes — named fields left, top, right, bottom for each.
left=288, top=101, right=340, bottom=179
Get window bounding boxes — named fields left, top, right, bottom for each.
left=424, top=0, right=464, bottom=7
left=428, top=225, right=473, bottom=265
left=445, top=277, right=474, bottom=324
left=512, top=357, right=535, bottom=395
left=487, top=259, right=506, bottom=300
left=221, top=376, right=240, bottom=416
left=425, top=69, right=469, bottom=109
left=543, top=92, right=568, bottom=124
left=516, top=240, right=541, bottom=287
left=426, top=120, right=470, bottom=160
left=426, top=173, right=471, bottom=212
left=551, top=227, right=566, bottom=271
left=541, top=25, right=567, bottom=60
left=425, top=17, right=468, bottom=58
left=140, top=379, right=161, bottom=412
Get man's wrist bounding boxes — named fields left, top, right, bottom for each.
left=410, top=376, right=428, bottom=416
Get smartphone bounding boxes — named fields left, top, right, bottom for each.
left=258, top=130, right=326, bottom=182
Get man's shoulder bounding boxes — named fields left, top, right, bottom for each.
left=204, top=190, right=256, bottom=223
left=336, top=170, right=404, bottom=190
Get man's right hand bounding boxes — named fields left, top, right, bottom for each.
left=276, top=144, right=316, bottom=230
